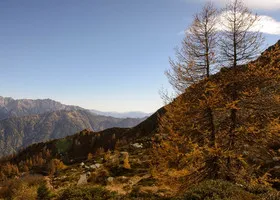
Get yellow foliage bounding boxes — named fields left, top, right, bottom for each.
left=123, top=153, right=131, bottom=170
left=153, top=42, right=280, bottom=186
left=49, top=159, right=66, bottom=175
left=225, top=100, right=240, bottom=110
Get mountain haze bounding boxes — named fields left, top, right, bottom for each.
left=90, top=109, right=151, bottom=118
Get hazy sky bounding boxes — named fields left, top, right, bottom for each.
left=0, top=0, right=279, bottom=113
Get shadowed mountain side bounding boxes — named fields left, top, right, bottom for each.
left=0, top=109, right=146, bottom=157
left=3, top=106, right=166, bottom=165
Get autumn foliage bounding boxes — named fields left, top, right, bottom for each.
left=153, top=43, right=280, bottom=186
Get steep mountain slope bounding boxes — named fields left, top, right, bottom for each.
left=0, top=97, right=83, bottom=120
left=0, top=109, right=146, bottom=157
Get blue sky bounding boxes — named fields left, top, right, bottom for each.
left=0, top=0, right=279, bottom=113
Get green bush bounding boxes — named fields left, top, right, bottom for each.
left=261, top=191, right=280, bottom=200
left=22, top=174, right=45, bottom=186
left=55, top=138, right=72, bottom=154
left=124, top=186, right=173, bottom=200
left=58, top=186, right=116, bottom=200
left=0, top=179, right=39, bottom=200
left=37, top=183, right=52, bottom=200
left=244, top=183, right=273, bottom=195
left=137, top=177, right=157, bottom=186
left=181, top=180, right=257, bottom=200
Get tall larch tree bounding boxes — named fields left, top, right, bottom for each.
left=166, top=2, right=218, bottom=94
left=166, top=1, right=219, bottom=149
left=218, top=0, right=264, bottom=173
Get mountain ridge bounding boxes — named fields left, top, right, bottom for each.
left=0, top=107, right=146, bottom=157
left=4, top=105, right=165, bottom=164
left=0, top=96, right=84, bottom=120
left=0, top=96, right=151, bottom=120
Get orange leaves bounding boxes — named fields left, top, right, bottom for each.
left=199, top=81, right=221, bottom=108
left=241, top=87, right=260, bottom=98
left=273, top=95, right=280, bottom=104
left=153, top=41, right=280, bottom=185
left=225, top=100, right=240, bottom=110
left=267, top=118, right=280, bottom=136
left=0, top=162, right=19, bottom=178
left=48, top=159, right=66, bottom=175
left=207, top=146, right=224, bottom=157
left=246, top=126, right=260, bottom=135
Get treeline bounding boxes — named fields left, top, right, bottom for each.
left=0, top=148, right=67, bottom=180
left=0, top=128, right=129, bottom=180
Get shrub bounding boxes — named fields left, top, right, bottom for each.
left=0, top=171, right=7, bottom=181
left=127, top=186, right=172, bottom=200
left=104, top=150, right=112, bottom=162
left=22, top=174, right=45, bottom=186
left=0, top=179, right=38, bottom=200
left=244, top=183, right=273, bottom=195
left=181, top=180, right=257, bottom=200
left=13, top=183, right=37, bottom=200
left=58, top=186, right=116, bottom=200
left=48, top=159, right=66, bottom=175
left=37, top=183, right=52, bottom=200
left=0, top=163, right=19, bottom=178
left=261, top=191, right=280, bottom=200
left=108, top=166, right=132, bottom=177
left=123, top=153, right=131, bottom=170
left=137, top=177, right=157, bottom=186
left=88, top=169, right=110, bottom=185
left=0, top=179, right=23, bottom=199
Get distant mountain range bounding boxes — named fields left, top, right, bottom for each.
left=0, top=96, right=83, bottom=120
left=0, top=96, right=151, bottom=120
left=0, top=97, right=148, bottom=157
left=90, top=109, right=151, bottom=118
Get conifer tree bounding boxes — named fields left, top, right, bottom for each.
left=154, top=0, right=279, bottom=185
left=218, top=0, right=264, bottom=174
left=154, top=43, right=280, bottom=185
left=165, top=2, right=219, bottom=153
left=166, top=2, right=218, bottom=93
